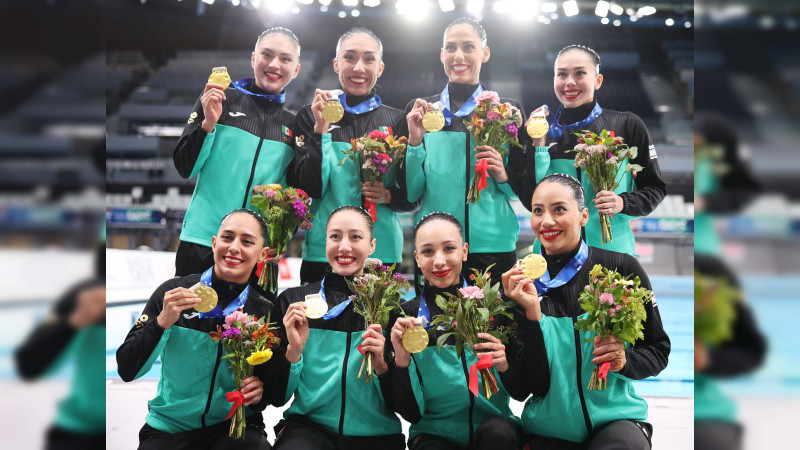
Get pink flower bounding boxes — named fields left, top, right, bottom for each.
left=608, top=309, right=616, bottom=317
left=599, top=293, right=615, bottom=305
left=224, top=310, right=250, bottom=330
left=476, top=91, right=501, bottom=104
left=486, top=111, right=501, bottom=121
left=265, top=190, right=278, bottom=199
left=615, top=304, right=622, bottom=311
left=459, top=286, right=485, bottom=300
left=369, top=130, right=388, bottom=140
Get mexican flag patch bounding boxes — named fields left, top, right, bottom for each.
left=282, top=125, right=293, bottom=137
left=378, top=126, right=392, bottom=136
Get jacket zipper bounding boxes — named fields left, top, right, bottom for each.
left=460, top=348, right=475, bottom=447
left=338, top=332, right=353, bottom=435
left=464, top=133, right=471, bottom=245
left=572, top=319, right=592, bottom=435
left=201, top=342, right=224, bottom=428
left=242, top=137, right=265, bottom=208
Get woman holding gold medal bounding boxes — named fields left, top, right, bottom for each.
left=292, top=27, right=416, bottom=285
left=387, top=212, right=545, bottom=449
left=117, top=209, right=289, bottom=449
left=274, top=206, right=404, bottom=449
left=518, top=45, right=667, bottom=256
left=172, top=27, right=301, bottom=280
left=500, top=174, right=670, bottom=449
left=401, top=17, right=528, bottom=293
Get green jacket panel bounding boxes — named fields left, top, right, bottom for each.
left=53, top=325, right=106, bottom=434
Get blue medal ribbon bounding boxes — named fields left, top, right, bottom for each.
left=534, top=240, right=589, bottom=296
left=546, top=102, right=603, bottom=139
left=317, top=275, right=354, bottom=320
left=231, top=79, right=286, bottom=103
left=335, top=90, right=382, bottom=115
left=418, top=276, right=469, bottom=329
left=439, top=84, right=483, bottom=126
left=198, top=266, right=251, bottom=319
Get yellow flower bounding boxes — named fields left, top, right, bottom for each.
left=247, top=349, right=273, bottom=365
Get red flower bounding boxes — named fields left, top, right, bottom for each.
left=369, top=130, right=388, bottom=140
left=295, top=188, right=309, bottom=199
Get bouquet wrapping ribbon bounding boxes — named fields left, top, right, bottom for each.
left=475, top=159, right=489, bottom=191
left=363, top=199, right=377, bottom=223
left=357, top=343, right=365, bottom=355
left=255, top=261, right=265, bottom=278
left=224, top=390, right=246, bottom=420
left=598, top=361, right=611, bottom=382
left=468, top=354, right=495, bottom=397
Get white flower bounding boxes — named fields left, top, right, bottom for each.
left=364, top=258, right=383, bottom=270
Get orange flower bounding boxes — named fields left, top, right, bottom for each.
left=209, top=324, right=223, bottom=342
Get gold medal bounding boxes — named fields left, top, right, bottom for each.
left=422, top=109, right=445, bottom=132
left=208, top=66, right=231, bottom=90
left=517, top=254, right=548, bottom=279
left=304, top=294, right=328, bottom=319
left=193, top=285, right=219, bottom=313
left=526, top=116, right=549, bottom=139
left=321, top=99, right=344, bottom=123
left=402, top=326, right=429, bottom=354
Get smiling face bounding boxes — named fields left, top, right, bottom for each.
left=333, top=33, right=384, bottom=97
left=414, top=219, right=468, bottom=289
left=211, top=213, right=268, bottom=284
left=251, top=33, right=301, bottom=94
left=325, top=209, right=376, bottom=277
left=553, top=49, right=603, bottom=108
left=530, top=181, right=589, bottom=255
left=440, top=23, right=490, bottom=85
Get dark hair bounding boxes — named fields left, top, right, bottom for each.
left=444, top=17, right=487, bottom=48
left=219, top=208, right=269, bottom=243
left=336, top=27, right=383, bottom=60
left=413, top=212, right=463, bottom=244
left=256, top=27, right=301, bottom=57
left=536, top=173, right=586, bottom=210
left=557, top=44, right=601, bottom=74
left=326, top=205, right=374, bottom=239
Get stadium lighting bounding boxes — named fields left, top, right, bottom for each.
left=665, top=18, right=674, bottom=26
left=505, top=0, right=539, bottom=22
left=342, top=0, right=359, bottom=6
left=397, top=0, right=429, bottom=18
left=541, top=3, right=557, bottom=13
left=363, top=0, right=381, bottom=7
left=601, top=17, right=609, bottom=25
left=232, top=0, right=240, bottom=6
left=684, top=20, right=692, bottom=28
left=338, top=10, right=346, bottom=18
left=493, top=0, right=510, bottom=14
left=629, top=15, right=637, bottom=22
left=265, top=0, right=292, bottom=13
left=466, top=0, right=484, bottom=17
left=296, top=0, right=313, bottom=4
left=352, top=9, right=360, bottom=16
left=201, top=0, right=214, bottom=5
left=613, top=19, right=621, bottom=26
left=595, top=1, right=609, bottom=18
left=292, top=6, right=300, bottom=13
left=319, top=0, right=332, bottom=6
left=438, top=0, right=455, bottom=12
left=637, top=6, right=656, bottom=16
left=609, top=2, right=623, bottom=15
left=563, top=0, right=579, bottom=17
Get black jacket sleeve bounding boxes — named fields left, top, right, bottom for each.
left=15, top=278, right=105, bottom=380
left=289, top=105, right=325, bottom=199
left=386, top=112, right=421, bottom=213
left=703, top=148, right=761, bottom=215
left=705, top=301, right=767, bottom=377
left=173, top=91, right=209, bottom=178
left=617, top=254, right=671, bottom=380
left=618, top=112, right=667, bottom=217
left=116, top=279, right=174, bottom=382
left=499, top=305, right=550, bottom=401
left=388, top=299, right=424, bottom=423
left=504, top=100, right=530, bottom=199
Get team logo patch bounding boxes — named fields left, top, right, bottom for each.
left=295, top=135, right=305, bottom=147
left=378, top=126, right=393, bottom=135
left=187, top=111, right=198, bottom=125
left=229, top=111, right=246, bottom=117
left=134, top=314, right=149, bottom=328
left=649, top=145, right=657, bottom=159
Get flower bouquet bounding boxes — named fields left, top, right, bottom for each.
left=567, top=129, right=642, bottom=245
left=345, top=258, right=411, bottom=382
left=338, top=129, right=408, bottom=222
left=463, top=91, right=523, bottom=204
left=694, top=271, right=740, bottom=346
left=429, top=266, right=516, bottom=399
left=208, top=309, right=281, bottom=438
left=574, top=264, right=653, bottom=390
left=251, top=184, right=314, bottom=292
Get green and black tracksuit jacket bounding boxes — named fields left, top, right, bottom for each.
left=515, top=101, right=667, bottom=256
left=173, top=80, right=296, bottom=248
left=501, top=245, right=670, bottom=443
left=275, top=272, right=402, bottom=438
left=292, top=93, right=417, bottom=265
left=116, top=272, right=289, bottom=433
left=390, top=283, right=545, bottom=447
left=15, top=278, right=106, bottom=435
left=398, top=83, right=527, bottom=254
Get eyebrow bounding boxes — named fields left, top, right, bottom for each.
left=444, top=40, right=476, bottom=46
left=532, top=201, right=569, bottom=207
left=221, top=229, right=257, bottom=239
left=556, top=65, right=588, bottom=71
left=260, top=47, right=295, bottom=58
left=343, top=49, right=377, bottom=55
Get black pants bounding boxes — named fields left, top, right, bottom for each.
left=273, top=415, right=405, bottom=450
left=45, top=426, right=104, bottom=450
left=409, top=416, right=520, bottom=450
left=138, top=420, right=270, bottom=450
left=523, top=420, right=652, bottom=450
left=695, top=421, right=742, bottom=450
left=175, top=240, right=214, bottom=277
left=414, top=251, right=517, bottom=295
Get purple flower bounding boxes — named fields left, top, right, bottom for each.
left=505, top=123, right=518, bottom=136
left=607, top=152, right=613, bottom=158
left=381, top=265, right=391, bottom=272
left=221, top=328, right=242, bottom=339
left=599, top=293, right=615, bottom=305
left=377, top=164, right=388, bottom=174
left=292, top=199, right=308, bottom=217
